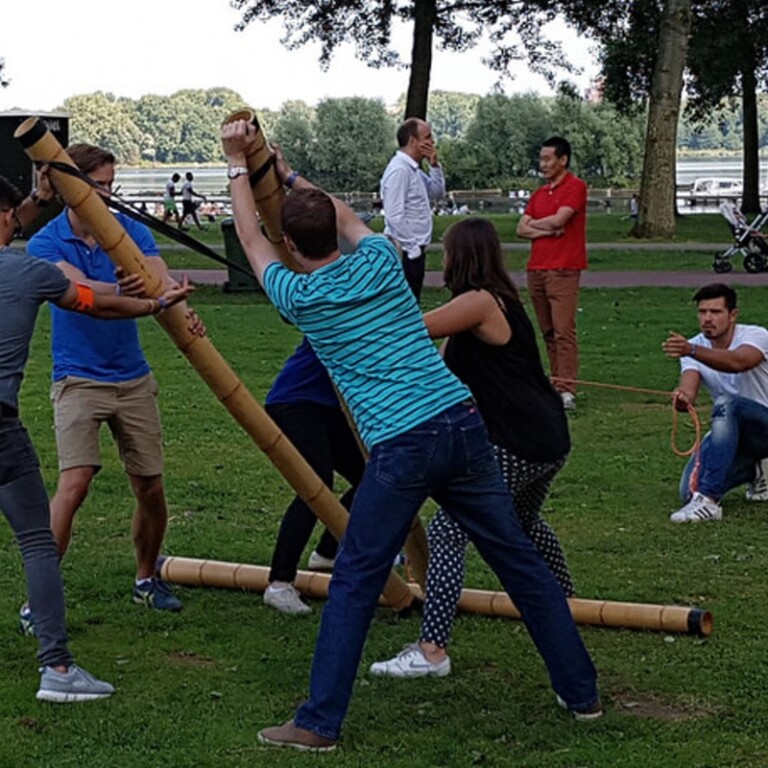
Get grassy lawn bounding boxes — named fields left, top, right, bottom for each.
left=158, top=213, right=734, bottom=273
left=3, top=286, right=767, bottom=766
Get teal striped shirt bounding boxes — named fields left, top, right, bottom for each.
left=263, top=235, right=470, bottom=448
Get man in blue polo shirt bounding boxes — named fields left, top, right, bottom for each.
left=222, top=121, right=600, bottom=752
left=27, top=143, right=187, bottom=618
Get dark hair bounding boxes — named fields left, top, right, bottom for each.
left=66, top=144, right=115, bottom=175
left=396, top=117, right=422, bottom=149
left=693, top=283, right=737, bottom=310
left=171, top=173, right=181, bottom=182
left=186, top=172, right=194, bottom=181
left=542, top=136, right=572, bottom=168
left=443, top=218, right=520, bottom=303
left=280, top=188, right=338, bottom=261
left=0, top=175, right=24, bottom=210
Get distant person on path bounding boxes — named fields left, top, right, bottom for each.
left=628, top=193, right=639, bottom=221
left=0, top=174, right=192, bottom=702
left=181, top=171, right=207, bottom=230
left=162, top=173, right=182, bottom=227
left=370, top=218, right=575, bottom=680
left=517, top=136, right=587, bottom=412
left=222, top=120, right=600, bottom=753
left=664, top=283, right=768, bottom=523
left=27, top=143, right=202, bottom=624
left=263, top=337, right=365, bottom=615
left=380, top=117, right=446, bottom=300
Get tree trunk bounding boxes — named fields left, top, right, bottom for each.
left=741, top=66, right=760, bottom=215
left=404, top=0, right=437, bottom=119
left=633, top=0, right=692, bottom=239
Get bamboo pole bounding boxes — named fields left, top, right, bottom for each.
left=14, top=116, right=415, bottom=613
left=159, top=555, right=713, bottom=637
left=222, top=108, right=431, bottom=587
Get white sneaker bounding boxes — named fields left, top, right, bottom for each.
left=746, top=458, right=768, bottom=501
left=369, top=643, right=451, bottom=678
left=561, top=392, right=576, bottom=411
left=307, top=550, right=335, bottom=571
left=670, top=492, right=723, bottom=523
left=264, top=583, right=311, bottom=615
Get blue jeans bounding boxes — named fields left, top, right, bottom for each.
left=0, top=419, right=72, bottom=668
left=679, top=395, right=768, bottom=501
left=293, top=402, right=598, bottom=740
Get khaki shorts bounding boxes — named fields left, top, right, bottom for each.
left=50, top=374, right=164, bottom=476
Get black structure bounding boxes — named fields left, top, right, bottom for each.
left=0, top=110, right=69, bottom=193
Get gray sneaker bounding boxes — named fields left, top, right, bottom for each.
left=264, top=583, right=311, bottom=615
left=37, top=664, right=115, bottom=703
left=369, top=643, right=451, bottom=678
left=746, top=458, right=768, bottom=501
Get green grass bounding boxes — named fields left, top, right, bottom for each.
left=158, top=213, right=734, bottom=272
left=4, top=286, right=768, bottom=766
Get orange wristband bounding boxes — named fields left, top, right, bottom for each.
left=73, top=282, right=95, bottom=313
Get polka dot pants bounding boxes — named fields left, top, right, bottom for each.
left=420, top=447, right=573, bottom=649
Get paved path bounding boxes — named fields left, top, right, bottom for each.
left=172, top=268, right=768, bottom=289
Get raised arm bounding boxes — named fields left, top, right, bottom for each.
left=271, top=142, right=372, bottom=251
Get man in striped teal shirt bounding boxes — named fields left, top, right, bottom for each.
left=222, top=121, right=600, bottom=752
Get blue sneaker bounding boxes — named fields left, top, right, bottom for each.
left=37, top=664, right=115, bottom=703
left=19, top=602, right=36, bottom=637
left=132, top=578, right=182, bottom=612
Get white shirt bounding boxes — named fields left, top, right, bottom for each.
left=682, top=324, right=768, bottom=406
left=182, top=180, right=193, bottom=202
left=380, top=151, right=445, bottom=260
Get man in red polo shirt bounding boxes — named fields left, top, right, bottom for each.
left=517, top=136, right=587, bottom=411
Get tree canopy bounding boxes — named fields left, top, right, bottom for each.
left=231, top=0, right=576, bottom=118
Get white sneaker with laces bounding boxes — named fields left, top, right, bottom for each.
left=307, top=550, right=336, bottom=570
left=369, top=643, right=451, bottom=678
left=745, top=458, right=768, bottom=501
left=670, top=492, right=723, bottom=523
left=264, top=583, right=311, bottom=615
left=561, top=392, right=576, bottom=411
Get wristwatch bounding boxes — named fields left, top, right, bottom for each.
left=227, top=166, right=249, bottom=180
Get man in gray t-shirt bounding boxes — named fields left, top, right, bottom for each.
left=0, top=174, right=190, bottom=701
left=663, top=283, right=768, bottom=523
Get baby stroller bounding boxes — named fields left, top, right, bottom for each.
left=712, top=201, right=768, bottom=273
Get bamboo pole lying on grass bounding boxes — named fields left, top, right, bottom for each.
left=159, top=555, right=714, bottom=637
left=14, top=116, right=416, bottom=613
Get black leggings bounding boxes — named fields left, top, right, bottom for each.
left=265, top=402, right=366, bottom=583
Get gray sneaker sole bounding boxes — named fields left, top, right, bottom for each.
left=36, top=689, right=113, bottom=703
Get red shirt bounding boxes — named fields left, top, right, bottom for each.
left=525, top=171, right=588, bottom=271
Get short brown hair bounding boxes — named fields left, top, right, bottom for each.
left=0, top=175, right=23, bottom=210
left=396, top=118, right=423, bottom=148
left=66, top=143, right=116, bottom=175
left=280, top=188, right=338, bottom=261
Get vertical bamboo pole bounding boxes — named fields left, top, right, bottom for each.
left=14, top=116, right=415, bottom=612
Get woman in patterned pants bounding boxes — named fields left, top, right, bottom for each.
left=370, top=218, right=573, bottom=678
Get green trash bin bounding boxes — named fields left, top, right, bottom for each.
left=221, top=217, right=261, bottom=292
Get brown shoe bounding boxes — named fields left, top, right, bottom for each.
left=257, top=720, right=337, bottom=752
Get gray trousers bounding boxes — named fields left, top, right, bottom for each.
left=0, top=418, right=71, bottom=668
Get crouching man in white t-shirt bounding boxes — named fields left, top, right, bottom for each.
left=663, top=283, right=768, bottom=523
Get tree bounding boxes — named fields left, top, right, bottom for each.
left=310, top=97, right=395, bottom=191
left=270, top=100, right=316, bottom=179
left=686, top=0, right=768, bottom=213
left=560, top=0, right=692, bottom=238
left=231, top=0, right=574, bottom=119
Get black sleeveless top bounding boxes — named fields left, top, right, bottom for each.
left=443, top=294, right=570, bottom=462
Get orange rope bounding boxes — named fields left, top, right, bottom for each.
left=553, top=377, right=702, bottom=462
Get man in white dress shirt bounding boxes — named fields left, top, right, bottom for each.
left=380, top=118, right=446, bottom=300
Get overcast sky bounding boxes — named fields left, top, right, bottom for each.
left=2, top=1, right=599, bottom=115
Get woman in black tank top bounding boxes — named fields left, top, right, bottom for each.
left=370, top=218, right=574, bottom=679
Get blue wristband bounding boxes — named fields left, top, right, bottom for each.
left=285, top=171, right=300, bottom=189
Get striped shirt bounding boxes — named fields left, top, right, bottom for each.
left=263, top=235, right=469, bottom=448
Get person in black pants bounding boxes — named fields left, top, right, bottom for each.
left=263, top=337, right=365, bottom=614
